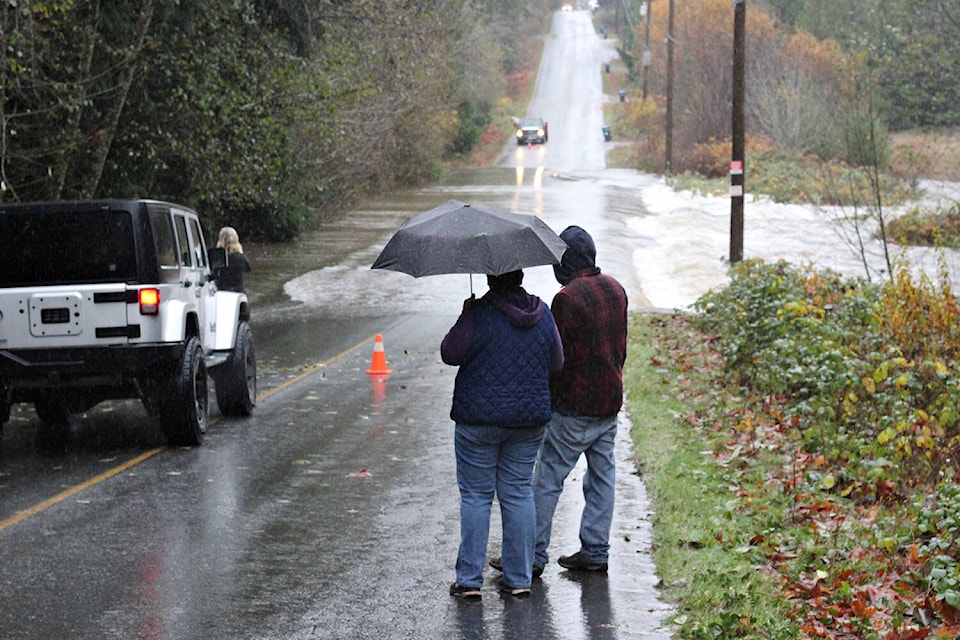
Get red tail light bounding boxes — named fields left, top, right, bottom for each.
left=139, top=288, right=160, bottom=315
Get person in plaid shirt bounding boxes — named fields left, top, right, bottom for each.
left=532, top=225, right=628, bottom=574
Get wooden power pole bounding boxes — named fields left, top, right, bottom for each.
left=665, top=0, right=674, bottom=174
left=642, top=1, right=652, bottom=99
left=730, top=0, right=746, bottom=263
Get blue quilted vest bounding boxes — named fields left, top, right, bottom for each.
left=450, top=300, right=556, bottom=427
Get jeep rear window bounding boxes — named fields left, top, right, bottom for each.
left=0, top=211, right=137, bottom=286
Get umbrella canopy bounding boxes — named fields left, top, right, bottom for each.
left=372, top=200, right=567, bottom=278
left=371, top=200, right=567, bottom=277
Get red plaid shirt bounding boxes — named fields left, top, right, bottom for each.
left=549, top=267, right=628, bottom=417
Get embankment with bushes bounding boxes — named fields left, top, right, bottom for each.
left=626, top=259, right=960, bottom=638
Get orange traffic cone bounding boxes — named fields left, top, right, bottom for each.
left=366, top=334, right=392, bottom=375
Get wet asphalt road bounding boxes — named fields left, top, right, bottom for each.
left=0, top=313, right=669, bottom=640
left=0, top=9, right=674, bottom=639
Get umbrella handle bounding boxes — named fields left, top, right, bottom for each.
left=469, top=273, right=473, bottom=296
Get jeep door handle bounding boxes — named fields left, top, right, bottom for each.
left=183, top=280, right=193, bottom=288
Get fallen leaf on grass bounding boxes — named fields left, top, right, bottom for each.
left=933, top=624, right=960, bottom=637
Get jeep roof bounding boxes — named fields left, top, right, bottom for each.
left=0, top=199, right=186, bottom=287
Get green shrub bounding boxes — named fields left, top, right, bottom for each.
left=747, top=152, right=915, bottom=207
left=636, top=253, right=960, bottom=636
left=887, top=201, right=960, bottom=248
left=843, top=108, right=891, bottom=169
left=447, top=100, right=493, bottom=157
left=693, top=256, right=960, bottom=493
left=916, top=483, right=960, bottom=610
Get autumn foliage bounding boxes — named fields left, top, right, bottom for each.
left=633, top=0, right=862, bottom=172
left=644, top=257, right=960, bottom=637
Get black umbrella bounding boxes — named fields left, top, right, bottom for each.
left=371, top=200, right=567, bottom=279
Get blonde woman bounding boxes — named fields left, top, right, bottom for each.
left=215, top=226, right=251, bottom=292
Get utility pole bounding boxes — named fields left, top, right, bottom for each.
left=730, top=0, right=746, bottom=263
left=642, top=1, right=652, bottom=99
left=664, top=0, right=674, bottom=173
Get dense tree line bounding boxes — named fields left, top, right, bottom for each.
left=620, top=0, right=959, bottom=173
left=764, top=0, right=960, bottom=131
left=0, top=0, right=550, bottom=239
left=626, top=0, right=852, bottom=171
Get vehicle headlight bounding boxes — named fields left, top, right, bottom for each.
left=516, top=129, right=523, bottom=138
left=537, top=128, right=545, bottom=136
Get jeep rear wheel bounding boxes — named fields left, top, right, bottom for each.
left=214, top=321, right=256, bottom=417
left=161, top=336, right=208, bottom=446
left=34, top=400, right=69, bottom=426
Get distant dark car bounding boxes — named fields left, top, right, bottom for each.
left=515, top=117, right=549, bottom=145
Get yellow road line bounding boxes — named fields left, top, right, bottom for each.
left=0, top=447, right=164, bottom=532
left=255, top=337, right=372, bottom=403
left=0, top=335, right=376, bottom=533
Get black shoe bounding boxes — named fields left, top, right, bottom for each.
left=496, top=578, right=531, bottom=597
left=449, top=582, right=482, bottom=600
left=558, top=551, right=608, bottom=573
left=488, top=556, right=544, bottom=578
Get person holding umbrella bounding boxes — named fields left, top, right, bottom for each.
left=441, top=270, right=563, bottom=600
left=370, top=200, right=569, bottom=597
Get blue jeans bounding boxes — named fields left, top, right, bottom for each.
left=533, top=412, right=618, bottom=567
left=454, top=423, right=546, bottom=589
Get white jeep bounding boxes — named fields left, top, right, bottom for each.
left=0, top=199, right=256, bottom=445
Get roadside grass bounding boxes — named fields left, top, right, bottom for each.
left=625, top=259, right=960, bottom=638
left=625, top=313, right=797, bottom=639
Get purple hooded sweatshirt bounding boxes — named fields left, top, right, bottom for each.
left=441, top=283, right=563, bottom=427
